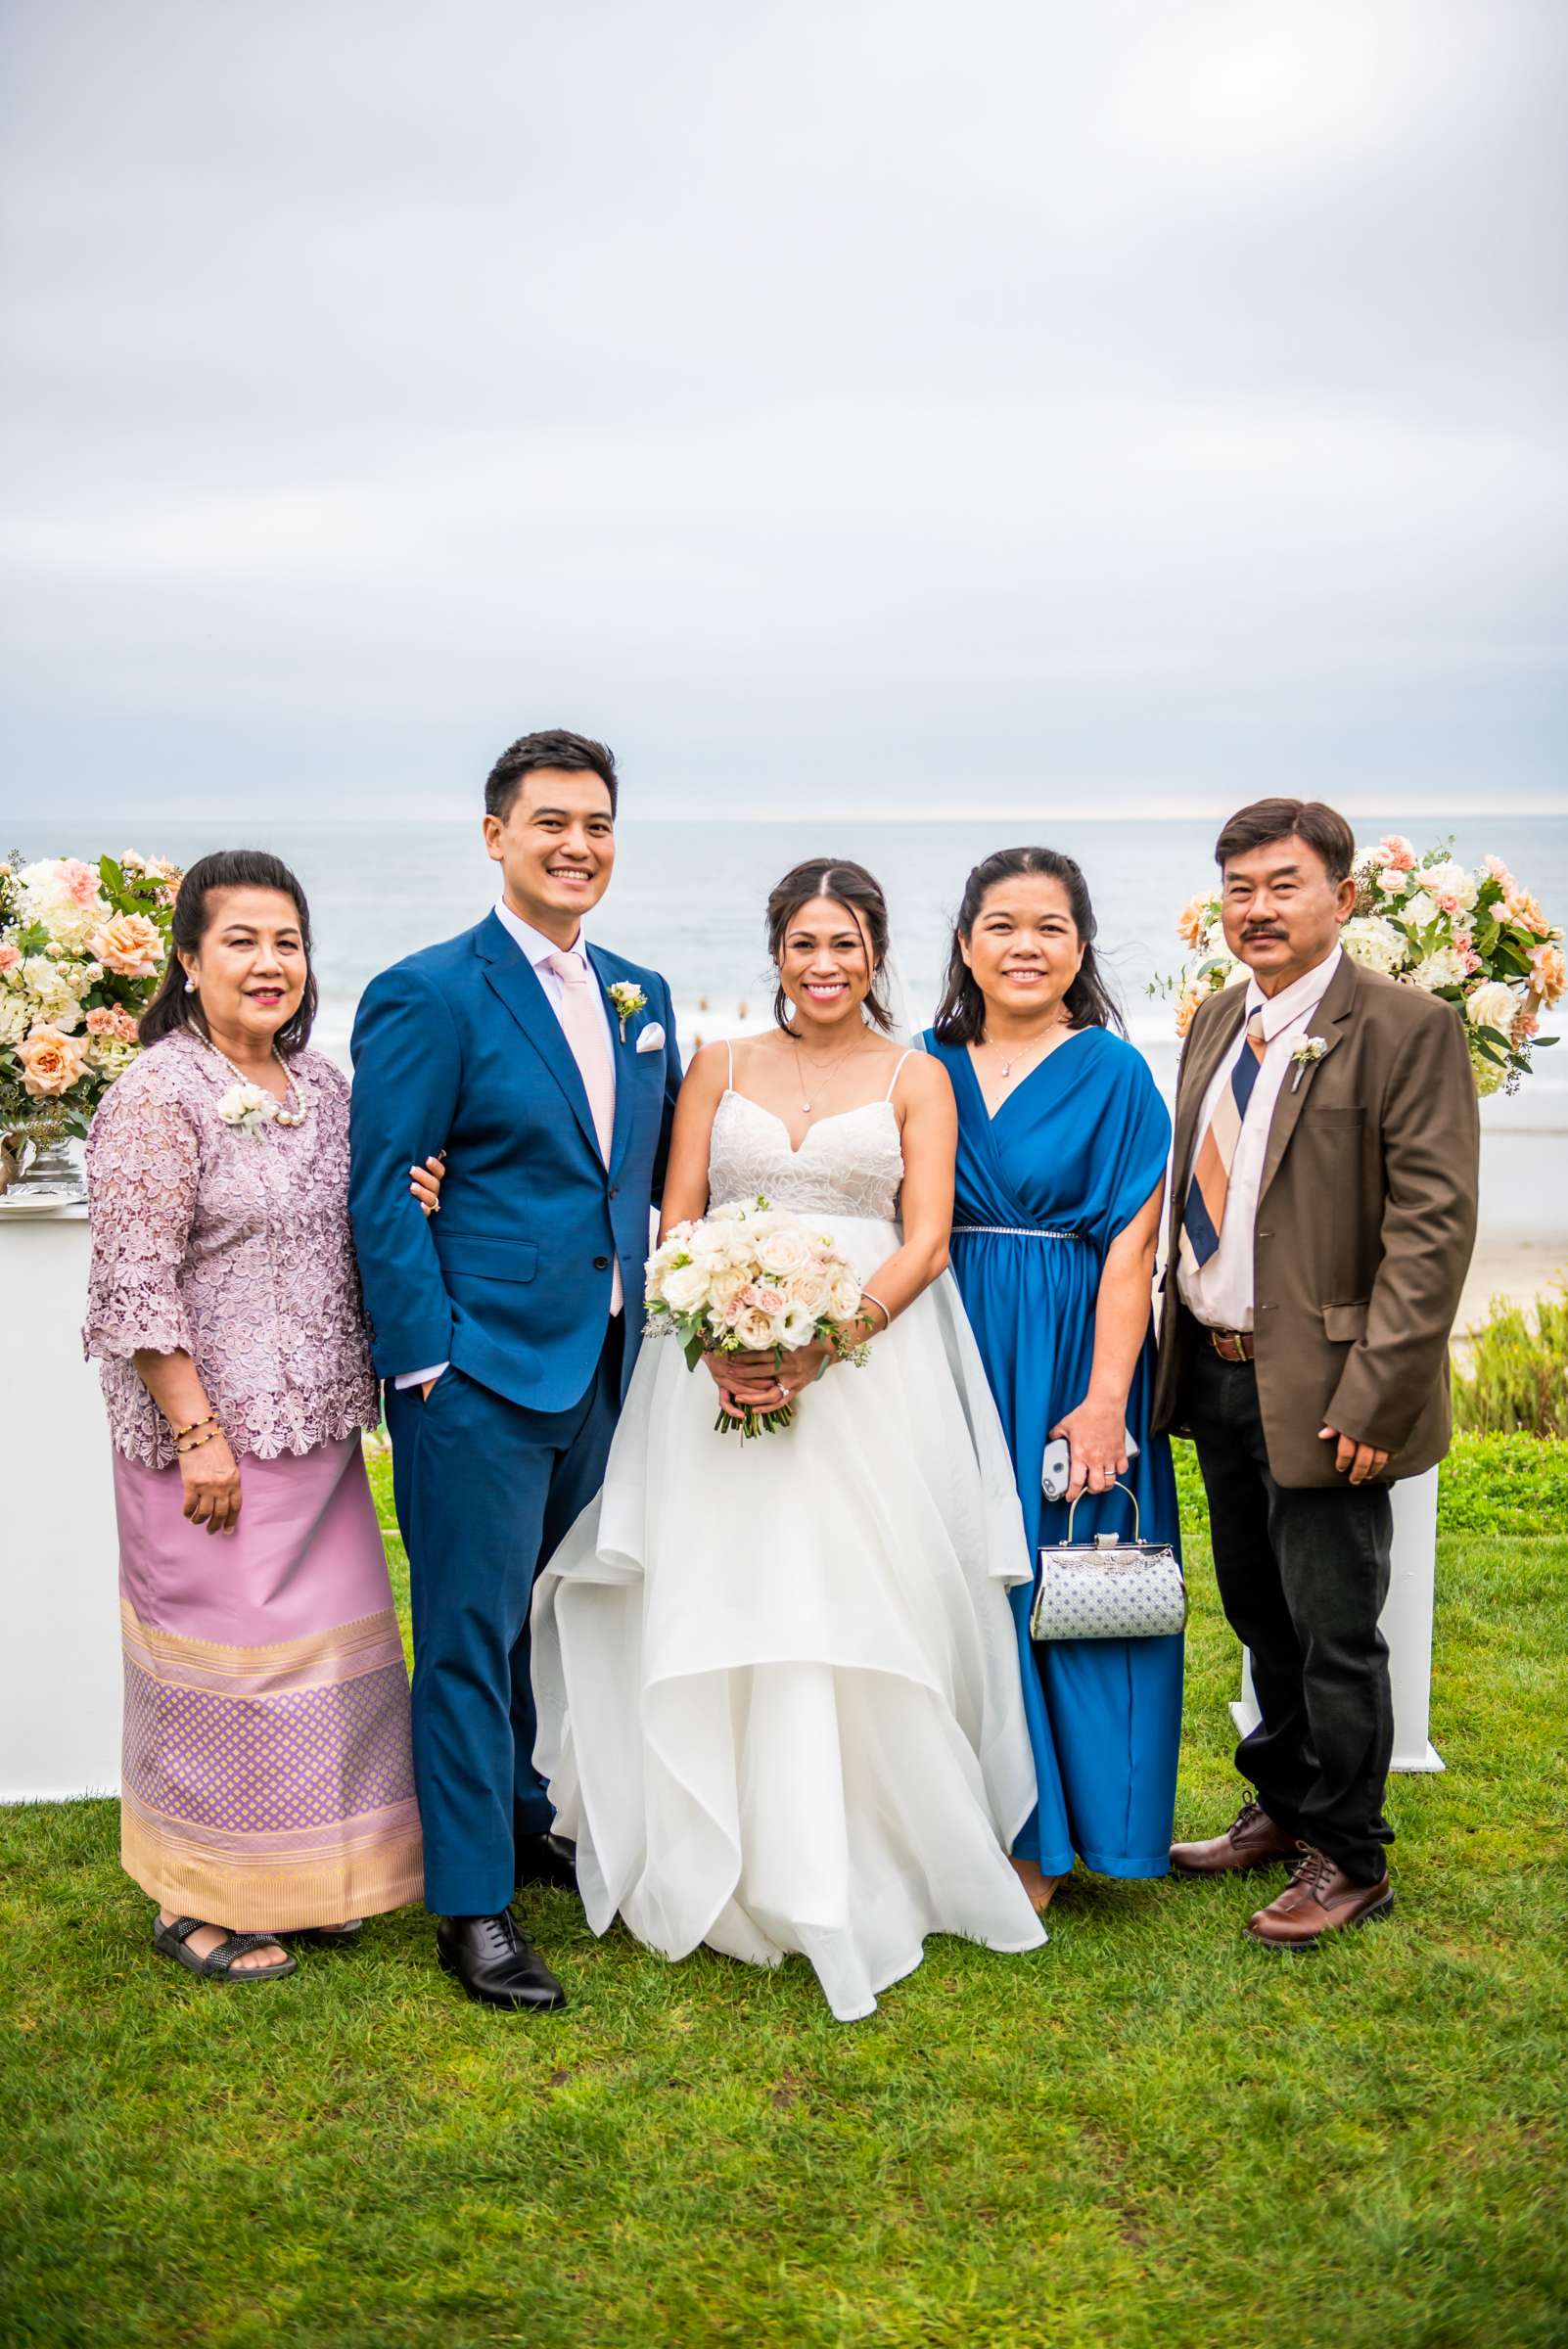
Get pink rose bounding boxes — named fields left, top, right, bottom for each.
left=752, top=1284, right=787, bottom=1316
left=0, top=942, right=19, bottom=975
left=17, top=1025, right=87, bottom=1097
left=58, top=858, right=102, bottom=906
left=1376, top=836, right=1415, bottom=872
left=1485, top=853, right=1518, bottom=894
left=86, top=910, right=164, bottom=981
left=86, top=1003, right=139, bottom=1041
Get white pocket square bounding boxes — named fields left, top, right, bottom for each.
left=635, top=1022, right=666, bottom=1053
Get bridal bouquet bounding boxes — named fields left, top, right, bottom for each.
left=644, top=1195, right=873, bottom=1438
left=1162, top=837, right=1563, bottom=1095
left=0, top=851, right=182, bottom=1185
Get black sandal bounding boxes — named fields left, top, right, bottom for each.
left=287, top=1921, right=363, bottom=1948
left=153, top=1915, right=298, bottom=1981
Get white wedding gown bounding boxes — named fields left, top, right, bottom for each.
left=530, top=1063, right=1047, bottom=2021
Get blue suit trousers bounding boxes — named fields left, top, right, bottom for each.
left=384, top=1318, right=623, bottom=1917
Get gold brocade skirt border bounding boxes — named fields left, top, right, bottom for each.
left=119, top=1599, right=424, bottom=1930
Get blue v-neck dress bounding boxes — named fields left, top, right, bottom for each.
left=925, top=1026, right=1183, bottom=1878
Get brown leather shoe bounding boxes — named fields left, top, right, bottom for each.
left=1246, top=1845, right=1394, bottom=1947
left=1170, top=1798, right=1300, bottom=1876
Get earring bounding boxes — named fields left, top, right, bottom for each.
left=184, top=975, right=197, bottom=994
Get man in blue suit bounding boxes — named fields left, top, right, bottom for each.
left=349, top=729, right=681, bottom=2010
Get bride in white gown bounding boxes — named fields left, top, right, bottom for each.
left=531, top=859, right=1045, bottom=2021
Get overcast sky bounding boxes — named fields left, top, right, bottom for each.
left=2, top=0, right=1564, bottom=823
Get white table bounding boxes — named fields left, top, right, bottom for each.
left=0, top=1207, right=123, bottom=1800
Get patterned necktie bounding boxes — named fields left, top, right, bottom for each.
left=546, top=949, right=622, bottom=1313
left=1179, top=1009, right=1268, bottom=1273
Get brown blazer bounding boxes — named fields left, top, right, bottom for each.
left=1150, top=951, right=1480, bottom=1488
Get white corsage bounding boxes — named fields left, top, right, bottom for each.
left=1290, top=1036, right=1327, bottom=1092
left=607, top=981, right=648, bottom=1042
left=216, top=1081, right=275, bottom=1136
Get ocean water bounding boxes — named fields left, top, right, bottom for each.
left=27, top=807, right=1568, bottom=1239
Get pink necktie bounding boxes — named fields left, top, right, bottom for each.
left=546, top=949, right=622, bottom=1313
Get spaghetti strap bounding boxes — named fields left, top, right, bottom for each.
left=884, top=1048, right=915, bottom=1102
left=724, top=1038, right=734, bottom=1093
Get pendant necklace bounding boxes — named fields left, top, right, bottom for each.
left=790, top=1034, right=865, bottom=1115
left=198, top=1031, right=312, bottom=1127
left=985, top=1012, right=1070, bottom=1087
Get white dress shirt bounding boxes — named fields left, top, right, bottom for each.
left=395, top=900, right=617, bottom=1389
left=1176, top=945, right=1342, bottom=1333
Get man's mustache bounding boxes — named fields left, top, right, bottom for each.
left=1243, top=927, right=1286, bottom=941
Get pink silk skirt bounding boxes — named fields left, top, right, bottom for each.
left=114, top=1434, right=423, bottom=1930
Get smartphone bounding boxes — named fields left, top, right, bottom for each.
left=1042, top=1430, right=1139, bottom=1502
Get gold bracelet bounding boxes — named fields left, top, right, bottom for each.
left=176, top=1422, right=223, bottom=1455
left=168, top=1409, right=218, bottom=1441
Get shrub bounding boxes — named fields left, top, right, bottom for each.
left=1453, top=1284, right=1568, bottom=1439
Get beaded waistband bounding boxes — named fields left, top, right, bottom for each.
left=951, top=1223, right=1085, bottom=1241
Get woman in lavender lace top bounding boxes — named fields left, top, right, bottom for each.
left=84, top=850, right=422, bottom=1982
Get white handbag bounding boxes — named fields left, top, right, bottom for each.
left=1031, top=1481, right=1186, bottom=1642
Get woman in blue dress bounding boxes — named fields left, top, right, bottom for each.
left=924, top=846, right=1182, bottom=1911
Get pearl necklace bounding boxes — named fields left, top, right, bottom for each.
left=197, top=1031, right=312, bottom=1127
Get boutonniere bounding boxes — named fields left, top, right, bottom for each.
left=1290, top=1036, right=1327, bottom=1091
left=607, top=981, right=648, bottom=1043
left=215, top=1081, right=276, bottom=1136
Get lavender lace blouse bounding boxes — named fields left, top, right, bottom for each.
left=83, top=1029, right=380, bottom=1468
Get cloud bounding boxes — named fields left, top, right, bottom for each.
left=1, top=0, right=1564, bottom=817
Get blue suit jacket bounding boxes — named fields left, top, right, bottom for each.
left=348, top=913, right=681, bottom=1412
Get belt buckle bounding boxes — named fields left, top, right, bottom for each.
left=1209, top=1327, right=1244, bottom=1360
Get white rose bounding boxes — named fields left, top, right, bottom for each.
left=826, top=1268, right=863, bottom=1320
left=1402, top=891, right=1439, bottom=932
left=707, top=1199, right=749, bottom=1224
left=756, top=1224, right=812, bottom=1278
left=1201, top=920, right=1229, bottom=958
left=708, top=1266, right=749, bottom=1311
left=1465, top=981, right=1517, bottom=1034
left=785, top=1267, right=830, bottom=1316
left=1341, top=916, right=1407, bottom=977
left=733, top=1308, right=776, bottom=1350
left=661, top=1263, right=713, bottom=1314
left=1409, top=946, right=1465, bottom=991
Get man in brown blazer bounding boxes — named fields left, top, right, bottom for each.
left=1152, top=798, right=1479, bottom=1945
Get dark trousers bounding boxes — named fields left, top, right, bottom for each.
left=1179, top=1332, right=1395, bottom=1883
left=384, top=1316, right=624, bottom=1917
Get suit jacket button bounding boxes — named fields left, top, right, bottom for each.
left=593, top=1255, right=610, bottom=1270
left=609, top=1185, right=619, bottom=1199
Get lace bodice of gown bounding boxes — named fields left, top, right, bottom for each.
left=708, top=1089, right=905, bottom=1221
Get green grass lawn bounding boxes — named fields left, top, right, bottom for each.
left=3, top=1437, right=1565, bottom=2349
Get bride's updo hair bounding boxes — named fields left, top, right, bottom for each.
left=765, top=859, right=898, bottom=1035
left=934, top=846, right=1125, bottom=1045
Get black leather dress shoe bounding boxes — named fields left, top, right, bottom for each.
left=436, top=1910, right=567, bottom=2012
left=515, top=1830, right=579, bottom=1894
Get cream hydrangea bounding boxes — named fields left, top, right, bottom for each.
left=0, top=993, right=30, bottom=1048
left=1341, top=916, right=1407, bottom=976
left=1421, top=858, right=1477, bottom=913
left=1409, top=946, right=1466, bottom=991
left=17, top=858, right=112, bottom=953
left=19, top=954, right=85, bottom=1032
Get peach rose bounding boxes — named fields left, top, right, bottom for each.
left=1375, top=836, right=1415, bottom=872
left=1174, top=983, right=1206, bottom=1039
left=0, top=942, right=19, bottom=975
left=87, top=911, right=164, bottom=981
left=85, top=1004, right=138, bottom=1040
left=17, top=1025, right=87, bottom=1097
left=1176, top=896, right=1210, bottom=949
left=1530, top=944, right=1565, bottom=1005
left=1509, top=892, right=1550, bottom=940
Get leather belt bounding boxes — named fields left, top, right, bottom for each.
left=1205, top=1327, right=1256, bottom=1363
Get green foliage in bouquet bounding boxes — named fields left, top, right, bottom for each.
left=0, top=851, right=181, bottom=1158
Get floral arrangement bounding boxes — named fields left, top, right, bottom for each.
left=1164, top=837, right=1563, bottom=1094
left=644, top=1194, right=873, bottom=1437
left=0, top=851, right=181, bottom=1181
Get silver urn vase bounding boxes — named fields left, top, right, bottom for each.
left=0, top=1125, right=88, bottom=1209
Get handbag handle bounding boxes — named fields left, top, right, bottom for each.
left=1064, top=1479, right=1141, bottom=1544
